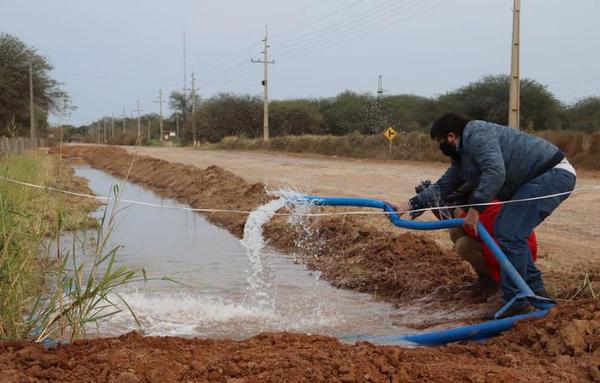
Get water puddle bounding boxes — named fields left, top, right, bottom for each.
left=71, top=165, right=413, bottom=340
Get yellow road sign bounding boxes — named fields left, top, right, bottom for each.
left=384, top=127, right=397, bottom=141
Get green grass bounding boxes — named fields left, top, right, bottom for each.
left=0, top=153, right=53, bottom=338
left=0, top=152, right=160, bottom=342
left=31, top=184, right=153, bottom=342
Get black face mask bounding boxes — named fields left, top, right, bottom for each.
left=439, top=141, right=461, bottom=161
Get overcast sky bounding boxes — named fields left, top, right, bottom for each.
left=2, top=0, right=599, bottom=125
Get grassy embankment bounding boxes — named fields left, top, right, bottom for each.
left=0, top=151, right=145, bottom=342
left=215, top=130, right=600, bottom=170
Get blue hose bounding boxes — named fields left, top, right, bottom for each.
left=301, top=195, right=554, bottom=345
left=344, top=309, right=549, bottom=346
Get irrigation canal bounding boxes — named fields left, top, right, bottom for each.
left=72, top=165, right=413, bottom=342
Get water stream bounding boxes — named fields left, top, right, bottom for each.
left=71, top=165, right=411, bottom=340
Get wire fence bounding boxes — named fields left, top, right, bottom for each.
left=0, top=137, right=43, bottom=156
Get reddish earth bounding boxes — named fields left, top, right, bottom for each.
left=1, top=300, right=599, bottom=382
left=5, top=145, right=592, bottom=381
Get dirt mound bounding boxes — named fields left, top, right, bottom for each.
left=55, top=145, right=475, bottom=308
left=0, top=324, right=592, bottom=382
left=489, top=299, right=600, bottom=379
left=2, top=302, right=597, bottom=381
left=265, top=217, right=472, bottom=302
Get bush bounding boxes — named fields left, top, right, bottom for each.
left=216, top=132, right=444, bottom=162
left=79, top=74, right=600, bottom=146
left=217, top=130, right=599, bottom=170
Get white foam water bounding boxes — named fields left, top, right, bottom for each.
left=95, top=290, right=276, bottom=338
left=241, top=198, right=288, bottom=310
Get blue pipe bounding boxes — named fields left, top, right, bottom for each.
left=300, top=195, right=554, bottom=344
left=346, top=309, right=549, bottom=346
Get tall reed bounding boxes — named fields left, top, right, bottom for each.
left=1, top=152, right=163, bottom=342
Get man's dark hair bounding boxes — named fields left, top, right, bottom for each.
left=430, top=112, right=472, bottom=139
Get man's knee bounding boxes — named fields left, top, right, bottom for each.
left=449, top=227, right=466, bottom=244
left=455, top=236, right=491, bottom=278
left=455, top=236, right=482, bottom=262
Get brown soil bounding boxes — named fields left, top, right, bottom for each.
left=12, top=144, right=594, bottom=381
left=1, top=299, right=599, bottom=382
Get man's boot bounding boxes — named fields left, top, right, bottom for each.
left=483, top=299, right=535, bottom=320
left=455, top=274, right=498, bottom=300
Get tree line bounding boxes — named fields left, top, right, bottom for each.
left=158, top=75, right=599, bottom=144
left=2, top=33, right=599, bottom=142
left=0, top=33, right=71, bottom=138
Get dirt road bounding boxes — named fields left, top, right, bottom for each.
left=126, top=146, right=600, bottom=284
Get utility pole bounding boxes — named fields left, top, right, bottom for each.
left=508, top=0, right=521, bottom=129
left=111, top=113, right=115, bottom=139
left=121, top=107, right=127, bottom=136
left=133, top=100, right=143, bottom=142
left=183, top=29, right=187, bottom=100
left=377, top=75, right=384, bottom=99
left=251, top=25, right=275, bottom=141
left=176, top=114, right=180, bottom=138
left=29, top=63, right=35, bottom=139
left=103, top=118, right=107, bottom=143
left=190, top=71, right=197, bottom=145
left=153, top=88, right=165, bottom=140
left=147, top=120, right=151, bottom=141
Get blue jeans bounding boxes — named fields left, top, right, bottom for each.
left=494, top=168, right=576, bottom=304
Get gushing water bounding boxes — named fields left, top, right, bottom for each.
left=73, top=165, right=408, bottom=340
left=241, top=197, right=287, bottom=310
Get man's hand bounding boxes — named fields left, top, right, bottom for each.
left=463, top=207, right=480, bottom=236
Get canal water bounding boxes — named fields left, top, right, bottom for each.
left=72, top=165, right=412, bottom=340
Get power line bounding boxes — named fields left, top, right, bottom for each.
left=181, top=0, right=363, bottom=81
left=274, top=0, right=430, bottom=56
left=186, top=1, right=369, bottom=79
left=193, top=1, right=365, bottom=76
left=277, top=0, right=454, bottom=60
left=199, top=40, right=262, bottom=76
left=200, top=59, right=255, bottom=81
left=53, top=71, right=255, bottom=84
left=270, top=0, right=367, bottom=40
left=273, top=0, right=417, bottom=52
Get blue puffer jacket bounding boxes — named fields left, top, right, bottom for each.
left=413, top=120, right=564, bottom=211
